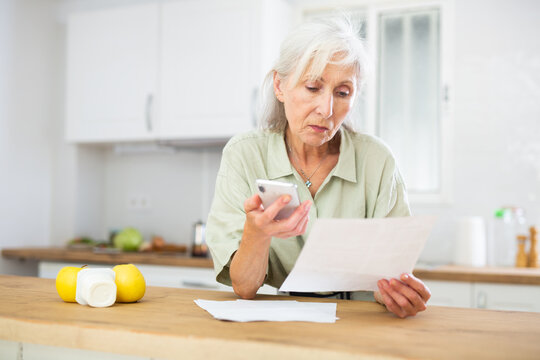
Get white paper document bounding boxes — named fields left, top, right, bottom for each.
left=279, top=216, right=436, bottom=293
left=194, top=299, right=338, bottom=323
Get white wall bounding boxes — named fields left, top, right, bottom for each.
left=0, top=0, right=63, bottom=274
left=414, top=0, right=540, bottom=263
left=48, top=143, right=222, bottom=248
left=100, top=147, right=221, bottom=246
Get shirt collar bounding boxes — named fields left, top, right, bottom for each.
left=267, top=131, right=294, bottom=180
left=332, top=128, right=357, bottom=183
left=266, top=128, right=357, bottom=183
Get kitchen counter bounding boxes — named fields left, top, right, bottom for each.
left=413, top=265, right=540, bottom=285
left=3, top=247, right=540, bottom=285
left=1, top=246, right=214, bottom=268
left=1, top=275, right=540, bottom=360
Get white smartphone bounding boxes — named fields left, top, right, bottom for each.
left=255, top=179, right=301, bottom=220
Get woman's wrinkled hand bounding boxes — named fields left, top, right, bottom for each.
left=230, top=194, right=311, bottom=299
left=374, top=273, right=431, bottom=318
left=243, top=193, right=312, bottom=241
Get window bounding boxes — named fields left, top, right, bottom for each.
left=378, top=9, right=440, bottom=194
left=302, top=1, right=454, bottom=203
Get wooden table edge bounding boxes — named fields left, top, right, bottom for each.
left=0, top=316, right=397, bottom=360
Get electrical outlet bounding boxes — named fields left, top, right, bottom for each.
left=127, top=195, right=139, bottom=210
left=127, top=194, right=152, bottom=211
left=139, top=194, right=152, bottom=210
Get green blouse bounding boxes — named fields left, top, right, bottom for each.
left=206, top=128, right=411, bottom=290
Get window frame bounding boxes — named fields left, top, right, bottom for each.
left=297, top=0, right=455, bottom=205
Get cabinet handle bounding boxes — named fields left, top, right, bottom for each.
left=442, top=84, right=450, bottom=112
left=251, top=87, right=258, bottom=128
left=145, top=94, right=154, bottom=132
left=443, top=84, right=449, bottom=103
left=477, top=291, right=487, bottom=309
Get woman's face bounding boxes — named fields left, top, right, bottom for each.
left=274, top=63, right=357, bottom=148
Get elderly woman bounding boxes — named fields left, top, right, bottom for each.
left=206, top=15, right=430, bottom=318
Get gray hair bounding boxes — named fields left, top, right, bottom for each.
left=258, top=13, right=369, bottom=133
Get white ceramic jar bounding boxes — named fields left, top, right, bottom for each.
left=76, top=268, right=117, bottom=307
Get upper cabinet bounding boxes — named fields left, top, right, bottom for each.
left=160, top=0, right=253, bottom=140
left=66, top=3, right=159, bottom=142
left=65, top=0, right=292, bottom=144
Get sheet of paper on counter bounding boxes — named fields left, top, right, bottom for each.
left=279, top=216, right=436, bottom=293
left=194, top=299, right=338, bottom=323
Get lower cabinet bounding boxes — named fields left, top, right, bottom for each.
left=422, top=280, right=473, bottom=308
left=473, top=283, right=540, bottom=312
left=0, top=340, right=148, bottom=360
left=38, top=261, right=277, bottom=295
left=423, top=280, right=540, bottom=312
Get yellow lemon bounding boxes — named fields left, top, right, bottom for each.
left=56, top=266, right=84, bottom=302
left=113, top=264, right=146, bottom=303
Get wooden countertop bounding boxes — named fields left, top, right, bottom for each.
left=1, top=275, right=540, bottom=360
left=1, top=247, right=214, bottom=268
left=3, top=247, right=540, bottom=285
left=413, top=265, right=540, bottom=285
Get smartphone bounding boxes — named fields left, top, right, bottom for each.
left=255, top=179, right=301, bottom=220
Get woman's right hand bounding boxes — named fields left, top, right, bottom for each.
left=230, top=193, right=311, bottom=299
left=243, top=193, right=312, bottom=241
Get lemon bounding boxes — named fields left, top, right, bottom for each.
left=56, top=266, right=84, bottom=302
left=113, top=264, right=146, bottom=303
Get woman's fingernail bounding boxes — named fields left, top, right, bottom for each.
left=401, top=274, right=409, bottom=281
left=282, top=195, right=291, bottom=203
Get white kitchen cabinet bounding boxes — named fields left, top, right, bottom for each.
left=38, top=261, right=277, bottom=295
left=423, top=280, right=473, bottom=308
left=423, top=280, right=540, bottom=312
left=65, top=0, right=292, bottom=143
left=159, top=0, right=252, bottom=139
left=66, top=3, right=159, bottom=142
left=159, top=0, right=291, bottom=140
left=473, top=283, right=540, bottom=312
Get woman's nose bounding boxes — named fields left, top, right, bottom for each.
left=316, top=92, right=333, bottom=118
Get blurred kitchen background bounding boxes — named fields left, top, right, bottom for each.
left=0, top=0, right=539, bottom=278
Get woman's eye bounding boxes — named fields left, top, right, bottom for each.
left=306, top=86, right=319, bottom=92
left=336, top=89, right=350, bottom=97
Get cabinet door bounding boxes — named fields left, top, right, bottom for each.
left=473, top=283, right=540, bottom=312
left=159, top=0, right=256, bottom=140
left=423, top=280, right=473, bottom=308
left=66, top=4, right=159, bottom=142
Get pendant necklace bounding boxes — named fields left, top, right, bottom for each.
left=286, top=139, right=329, bottom=189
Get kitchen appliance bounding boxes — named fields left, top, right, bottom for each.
left=191, top=221, right=208, bottom=257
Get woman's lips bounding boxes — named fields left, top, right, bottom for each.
left=309, top=125, right=328, bottom=133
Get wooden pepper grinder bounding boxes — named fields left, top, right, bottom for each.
left=528, top=226, right=538, bottom=268
left=516, top=235, right=528, bottom=268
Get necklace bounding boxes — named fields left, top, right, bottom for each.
left=286, top=139, right=329, bottom=188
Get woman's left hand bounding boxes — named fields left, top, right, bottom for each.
left=374, top=273, right=431, bottom=318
